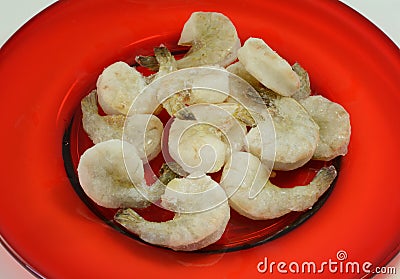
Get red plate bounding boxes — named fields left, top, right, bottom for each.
left=0, top=0, right=399, bottom=278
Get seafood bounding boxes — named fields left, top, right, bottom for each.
left=186, top=103, right=248, bottom=152
left=227, top=61, right=280, bottom=105
left=143, top=47, right=228, bottom=117
left=96, top=61, right=158, bottom=115
left=75, top=10, right=352, bottom=251
left=77, top=139, right=164, bottom=209
left=237, top=38, right=300, bottom=97
left=220, top=152, right=337, bottom=220
left=168, top=119, right=228, bottom=174
left=176, top=12, right=241, bottom=68
left=154, top=64, right=229, bottom=117
left=246, top=97, right=319, bottom=170
left=227, top=61, right=264, bottom=91
left=299, top=95, right=351, bottom=161
left=81, top=91, right=163, bottom=161
left=114, top=175, right=230, bottom=251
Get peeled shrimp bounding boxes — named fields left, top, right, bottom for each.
left=77, top=139, right=164, bottom=209
left=186, top=103, right=248, bottom=152
left=114, top=175, right=230, bottom=251
left=237, top=38, right=300, bottom=97
left=220, top=151, right=337, bottom=220
left=151, top=64, right=229, bottom=117
left=176, top=12, right=241, bottom=68
left=81, top=91, right=163, bottom=161
left=168, top=119, right=228, bottom=175
left=226, top=61, right=264, bottom=91
left=226, top=61, right=281, bottom=106
left=139, top=47, right=228, bottom=117
left=246, top=97, right=319, bottom=171
left=299, top=95, right=351, bottom=161
left=96, top=61, right=158, bottom=115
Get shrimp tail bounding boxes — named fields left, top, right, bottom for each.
left=81, top=90, right=98, bottom=114
left=114, top=208, right=144, bottom=228
left=158, top=163, right=184, bottom=185
left=154, top=46, right=176, bottom=67
left=312, top=165, right=337, bottom=191
left=135, top=55, right=159, bottom=71
left=291, top=62, right=311, bottom=101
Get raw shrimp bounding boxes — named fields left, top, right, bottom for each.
left=168, top=119, right=228, bottom=175
left=237, top=38, right=300, bottom=97
left=140, top=47, right=228, bottom=117
left=227, top=61, right=280, bottom=105
left=226, top=61, right=264, bottom=91
left=154, top=64, right=229, bottom=117
left=81, top=91, right=163, bottom=161
left=220, top=152, right=337, bottom=220
left=176, top=12, right=241, bottom=68
left=114, top=175, right=230, bottom=251
left=299, top=95, right=351, bottom=161
left=246, top=96, right=319, bottom=171
left=77, top=139, right=164, bottom=209
left=186, top=103, right=248, bottom=152
left=96, top=61, right=158, bottom=115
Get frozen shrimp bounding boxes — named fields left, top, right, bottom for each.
left=81, top=91, right=163, bottom=161
left=186, top=103, right=248, bottom=152
left=246, top=97, right=319, bottom=170
left=77, top=139, right=164, bottom=209
left=299, top=95, right=351, bottom=161
left=142, top=47, right=228, bottom=117
left=114, top=175, right=230, bottom=251
left=176, top=12, right=241, bottom=68
left=221, top=152, right=337, bottom=220
left=96, top=61, right=158, bottom=115
left=237, top=38, right=300, bottom=97
left=168, top=119, right=228, bottom=174
left=226, top=61, right=280, bottom=105
left=152, top=62, right=229, bottom=117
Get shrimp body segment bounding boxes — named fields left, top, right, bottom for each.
left=186, top=103, right=248, bottom=152
left=81, top=91, right=163, bottom=161
left=221, top=152, right=337, bottom=220
left=299, top=95, right=351, bottom=161
left=168, top=119, right=228, bottom=174
left=96, top=61, right=157, bottom=115
left=247, top=97, right=319, bottom=171
left=77, top=140, right=160, bottom=209
left=237, top=38, right=300, bottom=97
left=176, top=12, right=241, bottom=68
left=115, top=175, right=230, bottom=251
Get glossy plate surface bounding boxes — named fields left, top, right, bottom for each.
left=0, top=0, right=399, bottom=278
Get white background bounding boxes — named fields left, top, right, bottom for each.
left=0, top=0, right=399, bottom=278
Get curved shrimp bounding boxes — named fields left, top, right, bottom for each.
left=237, top=38, right=300, bottom=97
left=142, top=47, right=228, bottom=117
left=77, top=139, right=164, bottom=209
left=299, top=95, right=351, bottom=161
left=81, top=90, right=163, bottom=161
left=168, top=119, right=228, bottom=175
left=246, top=96, right=319, bottom=171
left=185, top=103, right=248, bottom=152
left=114, top=175, right=230, bottom=251
left=96, top=61, right=157, bottom=115
left=220, top=151, right=337, bottom=220
left=176, top=12, right=241, bottom=68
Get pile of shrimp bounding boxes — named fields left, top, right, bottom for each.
left=77, top=11, right=350, bottom=251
